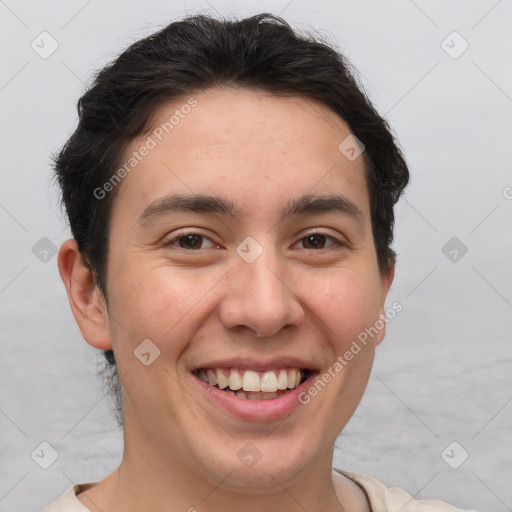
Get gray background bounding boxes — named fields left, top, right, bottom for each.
left=1, top=1, right=511, bottom=511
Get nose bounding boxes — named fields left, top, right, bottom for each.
left=218, top=244, right=305, bottom=337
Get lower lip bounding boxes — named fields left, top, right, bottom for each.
left=192, top=372, right=318, bottom=422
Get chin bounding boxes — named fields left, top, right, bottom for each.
left=197, top=436, right=317, bottom=492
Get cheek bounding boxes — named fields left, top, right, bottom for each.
left=300, top=268, right=383, bottom=343
left=107, top=263, right=220, bottom=356
left=295, top=271, right=381, bottom=433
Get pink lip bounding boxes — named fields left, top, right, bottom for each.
left=191, top=371, right=318, bottom=422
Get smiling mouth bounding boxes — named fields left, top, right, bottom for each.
left=193, top=367, right=313, bottom=400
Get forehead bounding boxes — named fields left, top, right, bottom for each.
left=113, top=87, right=369, bottom=222
left=149, top=87, right=354, bottom=164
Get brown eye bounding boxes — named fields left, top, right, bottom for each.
left=302, top=234, right=329, bottom=249
left=178, top=234, right=204, bottom=249
left=164, top=233, right=218, bottom=250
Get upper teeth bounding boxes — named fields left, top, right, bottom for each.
left=197, top=368, right=303, bottom=392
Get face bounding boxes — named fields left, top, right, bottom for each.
left=85, top=87, right=392, bottom=489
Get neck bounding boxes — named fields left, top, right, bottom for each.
left=112, top=456, right=343, bottom=512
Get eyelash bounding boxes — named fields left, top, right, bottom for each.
left=163, top=230, right=220, bottom=250
left=163, top=230, right=345, bottom=251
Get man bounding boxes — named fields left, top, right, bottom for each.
left=43, top=12, right=477, bottom=512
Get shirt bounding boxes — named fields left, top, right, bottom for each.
left=40, top=468, right=478, bottom=511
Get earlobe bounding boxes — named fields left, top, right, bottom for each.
left=57, top=239, right=112, bottom=350
left=382, top=263, right=395, bottom=299
left=376, top=262, right=395, bottom=346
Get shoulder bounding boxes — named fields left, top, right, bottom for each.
left=40, top=482, right=98, bottom=512
left=334, top=468, right=479, bottom=512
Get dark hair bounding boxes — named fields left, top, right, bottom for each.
left=53, top=12, right=409, bottom=428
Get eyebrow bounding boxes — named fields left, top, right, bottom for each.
left=135, top=193, right=365, bottom=227
left=136, top=194, right=239, bottom=226
left=281, top=194, right=365, bottom=226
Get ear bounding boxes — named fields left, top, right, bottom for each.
left=57, top=238, right=112, bottom=350
left=375, top=262, right=395, bottom=346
